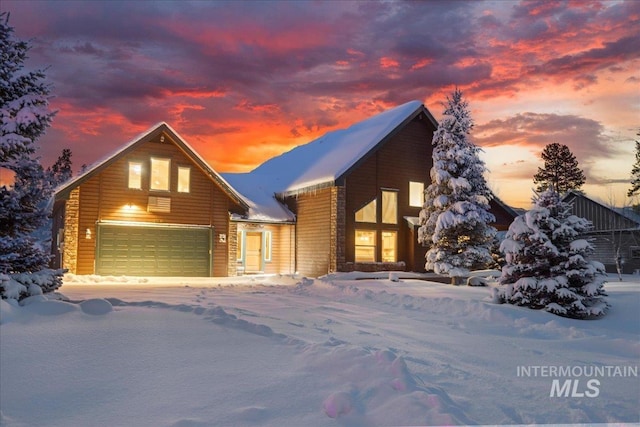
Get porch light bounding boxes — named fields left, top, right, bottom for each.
left=85, top=228, right=92, bottom=240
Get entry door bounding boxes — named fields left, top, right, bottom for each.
left=245, top=232, right=262, bottom=272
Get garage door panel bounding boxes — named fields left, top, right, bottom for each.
left=96, top=224, right=212, bottom=276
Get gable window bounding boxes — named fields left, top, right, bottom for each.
left=128, top=162, right=142, bottom=189
left=409, top=181, right=424, bottom=207
left=150, top=158, right=170, bottom=191
left=177, top=166, right=191, bottom=193
left=381, top=231, right=397, bottom=262
left=355, top=230, right=376, bottom=262
left=382, top=190, right=397, bottom=224
left=355, top=199, right=377, bottom=223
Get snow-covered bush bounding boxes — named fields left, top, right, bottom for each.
left=418, top=89, right=496, bottom=277
left=0, top=269, right=64, bottom=300
left=495, top=189, right=609, bottom=319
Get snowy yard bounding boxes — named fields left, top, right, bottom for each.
left=1, top=273, right=638, bottom=426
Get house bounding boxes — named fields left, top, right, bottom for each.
left=52, top=101, right=517, bottom=277
left=224, top=100, right=517, bottom=277
left=563, top=191, right=640, bottom=274
left=51, top=123, right=251, bottom=277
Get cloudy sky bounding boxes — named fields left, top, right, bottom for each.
left=3, top=0, right=638, bottom=208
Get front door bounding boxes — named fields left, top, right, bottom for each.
left=245, top=232, right=262, bottom=272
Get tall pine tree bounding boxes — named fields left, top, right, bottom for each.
left=418, top=89, right=496, bottom=278
left=628, top=136, right=639, bottom=197
left=0, top=13, right=62, bottom=299
left=495, top=189, right=608, bottom=318
left=533, top=143, right=586, bottom=194
left=47, top=148, right=73, bottom=187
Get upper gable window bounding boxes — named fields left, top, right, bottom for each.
left=409, top=181, right=424, bottom=207
left=355, top=199, right=377, bottom=223
left=177, top=167, right=190, bottom=193
left=150, top=158, right=170, bottom=191
left=128, top=162, right=142, bottom=189
left=382, top=190, right=397, bottom=224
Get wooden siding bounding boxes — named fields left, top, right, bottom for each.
left=565, top=193, right=637, bottom=231
left=344, top=117, right=434, bottom=271
left=67, top=134, right=242, bottom=276
left=290, top=188, right=332, bottom=277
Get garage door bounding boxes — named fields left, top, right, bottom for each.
left=96, top=224, right=212, bottom=276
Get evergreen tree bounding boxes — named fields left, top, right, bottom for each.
left=0, top=13, right=62, bottom=299
left=628, top=136, right=640, bottom=197
left=47, top=148, right=73, bottom=187
left=533, top=143, right=586, bottom=194
left=418, top=89, right=496, bottom=277
left=495, top=189, right=609, bottom=319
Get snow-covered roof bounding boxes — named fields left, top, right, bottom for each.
left=222, top=172, right=295, bottom=222
left=54, top=122, right=249, bottom=210
left=250, top=100, right=433, bottom=196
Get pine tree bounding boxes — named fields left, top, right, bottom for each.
left=533, top=143, right=586, bottom=194
left=495, top=189, right=609, bottom=319
left=628, top=137, right=640, bottom=197
left=0, top=13, right=62, bottom=299
left=47, top=148, right=73, bottom=187
left=418, top=89, right=496, bottom=278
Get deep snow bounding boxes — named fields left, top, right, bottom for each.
left=1, top=273, right=638, bottom=426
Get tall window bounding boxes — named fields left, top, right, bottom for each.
left=128, top=162, right=142, bottom=189
left=177, top=167, right=191, bottom=193
left=381, top=231, right=397, bottom=262
left=382, top=190, right=397, bottom=224
left=355, top=199, right=376, bottom=223
left=355, top=230, right=376, bottom=262
left=237, top=231, right=244, bottom=261
left=409, top=181, right=424, bottom=207
left=150, top=158, right=170, bottom=191
left=263, top=231, right=272, bottom=262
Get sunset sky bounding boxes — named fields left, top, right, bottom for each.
left=3, top=0, right=638, bottom=208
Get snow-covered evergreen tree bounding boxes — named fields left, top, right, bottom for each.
left=0, top=13, right=62, bottom=299
left=495, top=189, right=609, bottom=319
left=418, top=89, right=496, bottom=277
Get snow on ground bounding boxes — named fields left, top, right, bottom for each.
left=1, top=273, right=638, bottom=426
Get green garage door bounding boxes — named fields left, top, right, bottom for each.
left=96, top=224, right=212, bottom=276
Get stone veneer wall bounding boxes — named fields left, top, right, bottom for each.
left=227, top=221, right=238, bottom=276
left=62, top=188, right=80, bottom=274
left=330, top=186, right=346, bottom=272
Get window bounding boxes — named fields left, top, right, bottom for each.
left=355, top=199, right=377, bottom=223
left=381, top=231, right=397, bottom=262
left=382, top=190, right=397, bottom=224
left=150, top=158, right=170, bottom=191
left=355, top=230, right=376, bottom=262
left=631, top=247, right=640, bottom=259
left=177, top=167, right=190, bottom=193
left=409, top=181, right=424, bottom=207
left=128, top=162, right=142, bottom=189
left=237, top=231, right=244, bottom=261
left=263, top=231, right=272, bottom=262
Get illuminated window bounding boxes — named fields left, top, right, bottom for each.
left=264, top=231, right=272, bottom=262
left=355, top=199, right=377, bottom=223
left=409, top=181, right=424, bottom=207
left=177, top=167, right=190, bottom=193
left=382, top=190, right=397, bottom=224
left=128, top=162, right=142, bottom=189
left=381, top=231, right=397, bottom=262
left=355, top=230, right=376, bottom=262
left=237, top=231, right=243, bottom=261
left=150, top=158, right=170, bottom=191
